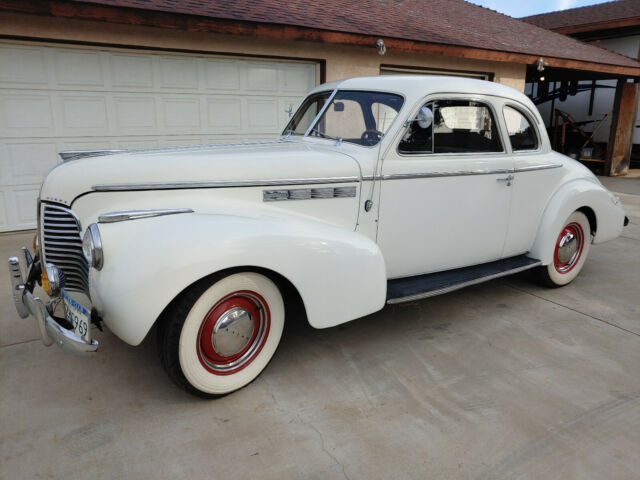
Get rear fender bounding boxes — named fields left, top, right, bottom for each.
left=529, top=179, right=625, bottom=264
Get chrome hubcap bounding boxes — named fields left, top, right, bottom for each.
left=211, top=307, right=254, bottom=357
left=197, top=291, right=270, bottom=375
left=554, top=223, right=584, bottom=273
left=556, top=232, right=577, bottom=264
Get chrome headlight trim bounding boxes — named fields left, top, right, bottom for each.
left=82, top=223, right=103, bottom=271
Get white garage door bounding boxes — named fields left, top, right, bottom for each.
left=0, top=42, right=318, bottom=231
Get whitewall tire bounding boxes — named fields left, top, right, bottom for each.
left=538, top=211, right=591, bottom=288
left=158, top=272, right=284, bottom=397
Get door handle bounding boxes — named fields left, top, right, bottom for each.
left=496, top=174, right=514, bottom=186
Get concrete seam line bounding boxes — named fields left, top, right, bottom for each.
left=0, top=338, right=41, bottom=349
left=506, top=284, right=640, bottom=338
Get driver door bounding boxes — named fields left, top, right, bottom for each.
left=376, top=96, right=514, bottom=279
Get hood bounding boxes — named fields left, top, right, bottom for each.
left=40, top=140, right=361, bottom=206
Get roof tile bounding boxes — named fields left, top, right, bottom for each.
left=69, top=0, right=640, bottom=68
left=523, top=0, right=640, bottom=31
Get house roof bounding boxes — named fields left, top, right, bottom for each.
left=3, top=0, right=640, bottom=74
left=523, top=0, right=640, bottom=33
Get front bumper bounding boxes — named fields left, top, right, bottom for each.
left=8, top=253, right=98, bottom=355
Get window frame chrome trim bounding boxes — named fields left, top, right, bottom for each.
left=396, top=94, right=507, bottom=158
left=304, top=89, right=339, bottom=137
left=501, top=102, right=543, bottom=154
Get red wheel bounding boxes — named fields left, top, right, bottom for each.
left=196, top=291, right=270, bottom=375
left=553, top=222, right=584, bottom=274
left=158, top=272, right=284, bottom=396
left=538, top=211, right=591, bottom=288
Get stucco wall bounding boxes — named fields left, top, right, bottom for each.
left=0, top=12, right=526, bottom=91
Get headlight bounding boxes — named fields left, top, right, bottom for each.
left=82, top=223, right=103, bottom=270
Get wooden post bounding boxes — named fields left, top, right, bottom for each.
left=605, top=79, right=639, bottom=176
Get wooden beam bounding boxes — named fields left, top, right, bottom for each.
left=605, top=80, right=639, bottom=176
left=1, top=0, right=640, bottom=77
left=551, top=17, right=640, bottom=35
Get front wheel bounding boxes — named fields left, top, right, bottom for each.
left=157, top=272, right=285, bottom=397
left=537, top=211, right=591, bottom=288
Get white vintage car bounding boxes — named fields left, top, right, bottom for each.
left=9, top=76, right=628, bottom=396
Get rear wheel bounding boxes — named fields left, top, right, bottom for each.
left=157, top=272, right=284, bottom=397
left=537, top=211, right=591, bottom=288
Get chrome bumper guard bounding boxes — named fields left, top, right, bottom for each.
left=8, top=254, right=98, bottom=355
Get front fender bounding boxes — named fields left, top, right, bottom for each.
left=90, top=213, right=387, bottom=345
left=529, top=178, right=625, bottom=264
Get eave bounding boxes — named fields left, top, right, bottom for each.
left=1, top=0, right=639, bottom=78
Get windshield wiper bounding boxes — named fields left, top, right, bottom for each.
left=309, top=128, right=342, bottom=144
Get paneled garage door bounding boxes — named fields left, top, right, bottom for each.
left=0, top=42, right=318, bottom=231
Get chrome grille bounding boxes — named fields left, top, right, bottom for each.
left=41, top=203, right=89, bottom=295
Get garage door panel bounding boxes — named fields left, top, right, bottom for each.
left=115, top=138, right=162, bottom=149
left=161, top=97, right=201, bottom=132
left=207, top=97, right=242, bottom=132
left=114, top=96, right=157, bottom=132
left=59, top=95, right=109, bottom=132
left=110, top=54, right=154, bottom=88
left=1, top=94, right=54, bottom=135
left=0, top=191, right=8, bottom=229
left=0, top=42, right=317, bottom=231
left=163, top=136, right=208, bottom=147
left=246, top=62, right=279, bottom=92
left=54, top=50, right=105, bottom=87
left=279, top=97, right=305, bottom=130
left=13, top=188, right=39, bottom=224
left=282, top=64, right=316, bottom=94
left=246, top=98, right=280, bottom=132
left=204, top=59, right=241, bottom=91
left=0, top=46, right=49, bottom=86
left=159, top=56, right=199, bottom=90
left=3, top=141, right=58, bottom=184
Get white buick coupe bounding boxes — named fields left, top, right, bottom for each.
left=9, top=76, right=628, bottom=396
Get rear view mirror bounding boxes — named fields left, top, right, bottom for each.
left=416, top=106, right=433, bottom=129
left=333, top=102, right=345, bottom=112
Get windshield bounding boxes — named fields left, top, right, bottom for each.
left=283, top=90, right=404, bottom=147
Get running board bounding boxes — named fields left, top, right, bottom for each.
left=386, top=255, right=541, bottom=304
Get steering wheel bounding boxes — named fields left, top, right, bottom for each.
left=360, top=129, right=382, bottom=146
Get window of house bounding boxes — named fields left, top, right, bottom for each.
left=399, top=99, right=503, bottom=154
left=503, top=105, right=538, bottom=151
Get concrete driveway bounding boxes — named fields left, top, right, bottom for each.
left=1, top=177, right=639, bottom=479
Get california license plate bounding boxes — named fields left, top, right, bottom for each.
left=62, top=291, right=90, bottom=343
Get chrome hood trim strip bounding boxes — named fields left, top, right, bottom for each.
left=98, top=208, right=194, bottom=224
left=92, top=177, right=360, bottom=192
left=59, top=150, right=126, bottom=162
left=60, top=139, right=294, bottom=162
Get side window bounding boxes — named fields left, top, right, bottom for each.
left=503, top=105, right=538, bottom=151
left=399, top=99, right=502, bottom=154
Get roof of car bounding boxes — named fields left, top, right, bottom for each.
left=310, top=75, right=526, bottom=100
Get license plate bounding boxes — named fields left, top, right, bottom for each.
left=62, top=290, right=90, bottom=343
